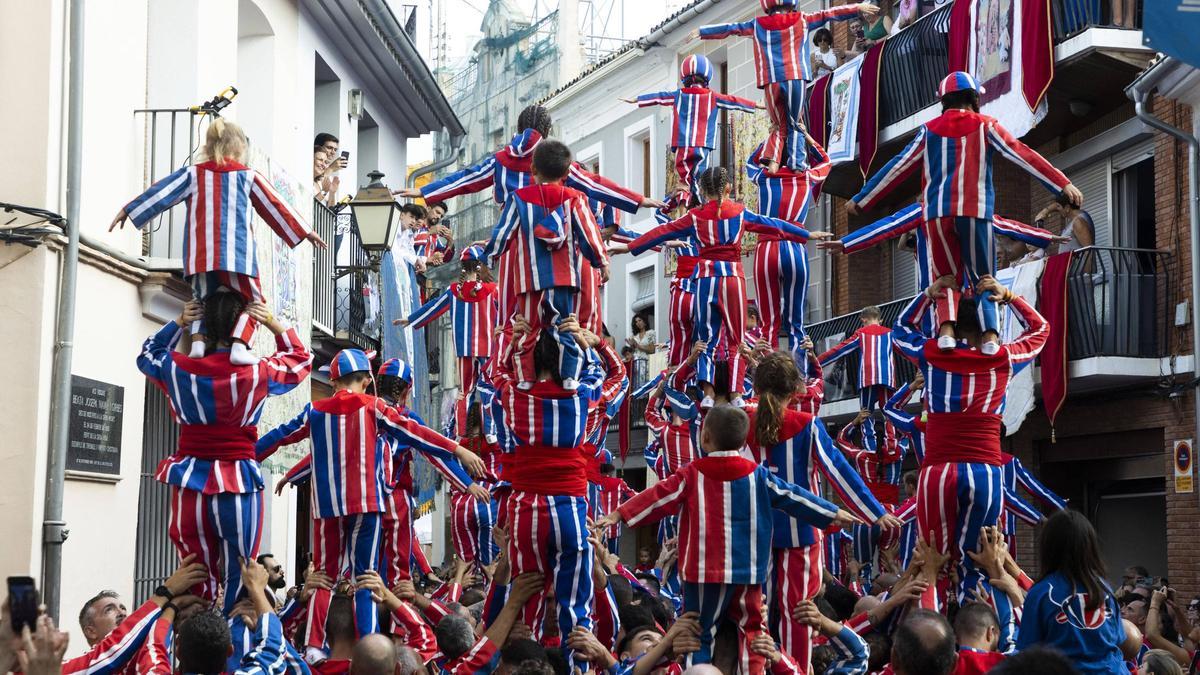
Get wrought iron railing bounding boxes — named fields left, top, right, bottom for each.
left=311, top=200, right=381, bottom=351
left=133, top=108, right=199, bottom=259
left=879, top=5, right=952, bottom=128
left=628, top=359, right=652, bottom=429
left=1065, top=246, right=1167, bottom=359
left=133, top=381, right=180, bottom=602
left=312, top=200, right=337, bottom=334
left=1052, top=0, right=1142, bottom=41
left=805, top=296, right=918, bottom=405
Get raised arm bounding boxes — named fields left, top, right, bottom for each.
left=698, top=20, right=756, bottom=39
left=136, top=320, right=185, bottom=388
left=1004, top=295, right=1049, bottom=374
left=882, top=382, right=918, bottom=434
left=123, top=167, right=195, bottom=229
left=714, top=92, right=758, bottom=114
left=261, top=324, right=315, bottom=393
left=892, top=294, right=932, bottom=361
left=250, top=172, right=311, bottom=247
left=840, top=203, right=922, bottom=254
left=851, top=127, right=927, bottom=213
left=405, top=290, right=454, bottom=330
left=805, top=3, right=867, bottom=28
left=743, top=210, right=812, bottom=243
left=993, top=216, right=1059, bottom=249
left=986, top=121, right=1072, bottom=196
left=254, top=405, right=312, bottom=463
left=421, top=154, right=499, bottom=202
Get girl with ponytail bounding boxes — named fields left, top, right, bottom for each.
left=610, top=168, right=827, bottom=408
left=112, top=117, right=326, bottom=365
left=745, top=350, right=901, bottom=667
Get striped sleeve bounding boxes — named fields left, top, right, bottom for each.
left=629, top=214, right=696, bottom=255
left=391, top=407, right=473, bottom=492
left=573, top=194, right=610, bottom=269
left=763, top=469, right=840, bottom=525
left=744, top=210, right=811, bottom=242
left=635, top=91, right=676, bottom=107
left=892, top=294, right=931, bottom=361
left=852, top=127, right=926, bottom=211
left=644, top=396, right=670, bottom=435
left=255, top=405, right=312, bottom=462
left=442, top=636, right=499, bottom=675
left=251, top=171, right=311, bottom=248
left=811, top=423, right=887, bottom=523
left=842, top=203, right=922, bottom=254
left=986, top=121, right=1071, bottom=194
left=282, top=455, right=313, bottom=485
left=124, top=167, right=195, bottom=229
left=1004, top=487, right=1043, bottom=526
left=824, top=625, right=870, bottom=675
left=805, top=4, right=864, bottom=28
left=483, top=197, right=521, bottom=267
left=993, top=216, right=1057, bottom=248
left=566, top=164, right=644, bottom=214
left=263, top=327, right=314, bottom=394
left=882, top=383, right=918, bottom=434
left=421, top=154, right=499, bottom=202
left=278, top=596, right=307, bottom=638
left=136, top=321, right=183, bottom=387
left=62, top=600, right=163, bottom=675
left=617, top=469, right=688, bottom=527
left=1005, top=296, right=1049, bottom=373
left=134, top=617, right=172, bottom=675
left=698, top=20, right=755, bottom=38
left=818, top=331, right=861, bottom=367
left=714, top=92, right=758, bottom=113
left=407, top=290, right=454, bottom=329
left=234, top=613, right=286, bottom=675
left=377, top=402, right=469, bottom=491
left=392, top=602, right=438, bottom=661
left=1012, top=457, right=1067, bottom=510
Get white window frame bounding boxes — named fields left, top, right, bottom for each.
left=623, top=115, right=658, bottom=230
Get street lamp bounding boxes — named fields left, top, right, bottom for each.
left=335, top=170, right=402, bottom=277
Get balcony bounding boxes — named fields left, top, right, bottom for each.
left=807, top=246, right=1174, bottom=421
left=311, top=200, right=381, bottom=353
left=134, top=108, right=199, bottom=262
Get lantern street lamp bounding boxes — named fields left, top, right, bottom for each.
left=335, top=170, right=402, bottom=277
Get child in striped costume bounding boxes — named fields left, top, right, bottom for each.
left=747, top=351, right=900, bottom=669
left=397, top=245, right=499, bottom=436
left=593, top=461, right=636, bottom=555
left=835, top=411, right=907, bottom=589
left=1000, top=452, right=1067, bottom=554
left=136, top=294, right=312, bottom=615
left=611, top=167, right=822, bottom=408
left=621, top=55, right=759, bottom=203
left=597, top=405, right=860, bottom=673
left=257, top=349, right=486, bottom=657
left=486, top=140, right=610, bottom=390
left=892, top=275, right=1048, bottom=602
left=848, top=72, right=1081, bottom=355
left=819, top=305, right=903, bottom=448
left=450, top=403, right=503, bottom=568
left=492, top=314, right=626, bottom=668
left=113, top=118, right=325, bottom=366
left=746, top=132, right=832, bottom=360
left=695, top=0, right=877, bottom=170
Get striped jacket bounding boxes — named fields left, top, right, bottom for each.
left=595, top=475, right=637, bottom=539
left=643, top=395, right=700, bottom=475
left=584, top=364, right=630, bottom=446
left=256, top=391, right=463, bottom=518
left=62, top=600, right=162, bottom=675
left=835, top=422, right=906, bottom=490
left=124, top=161, right=310, bottom=277
left=617, top=451, right=839, bottom=584
left=819, top=324, right=899, bottom=389
left=842, top=202, right=1060, bottom=256
left=882, top=383, right=925, bottom=463
left=1002, top=452, right=1066, bottom=522
left=413, top=227, right=454, bottom=262
left=747, top=409, right=887, bottom=548
left=852, top=111, right=1072, bottom=221
left=406, top=281, right=499, bottom=358
left=636, top=86, right=757, bottom=149
left=746, top=142, right=831, bottom=223
left=136, top=321, right=312, bottom=495
left=628, top=200, right=810, bottom=277
left=420, top=129, right=643, bottom=214
left=485, top=183, right=608, bottom=292
left=699, top=6, right=862, bottom=87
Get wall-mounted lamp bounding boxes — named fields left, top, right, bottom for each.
left=348, top=88, right=364, bottom=120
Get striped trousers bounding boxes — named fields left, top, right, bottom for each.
left=753, top=239, right=810, bottom=359
left=762, top=80, right=810, bottom=170
left=450, top=490, right=499, bottom=565
left=502, top=491, right=595, bottom=668
left=167, top=487, right=263, bottom=616
left=579, top=261, right=603, bottom=335
left=693, top=275, right=749, bottom=392
left=859, top=384, right=898, bottom=447
left=923, top=217, right=1001, bottom=334
left=674, top=146, right=712, bottom=203
left=305, top=513, right=383, bottom=650
left=454, top=356, right=488, bottom=438
left=667, top=278, right=696, bottom=368
left=770, top=545, right=824, bottom=671
left=511, top=288, right=584, bottom=386
left=682, top=582, right=768, bottom=674
left=190, top=271, right=265, bottom=346
left=916, top=462, right=1005, bottom=602
left=380, top=489, right=415, bottom=587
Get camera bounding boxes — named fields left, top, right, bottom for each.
left=195, top=86, right=239, bottom=116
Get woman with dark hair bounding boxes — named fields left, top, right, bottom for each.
left=1016, top=509, right=1126, bottom=674
left=625, top=313, right=656, bottom=386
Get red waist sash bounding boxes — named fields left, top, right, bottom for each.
left=866, top=481, right=900, bottom=507
left=699, top=245, right=742, bottom=262
left=923, top=412, right=1003, bottom=466
left=178, top=424, right=258, bottom=460
left=500, top=445, right=589, bottom=496
left=674, top=256, right=699, bottom=279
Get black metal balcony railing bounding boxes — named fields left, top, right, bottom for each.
left=1052, top=0, right=1142, bottom=41
left=312, top=200, right=337, bottom=333
left=311, top=199, right=381, bottom=351
left=806, top=296, right=918, bottom=405
left=879, top=5, right=952, bottom=129
left=628, top=359, right=652, bottom=430
left=134, top=108, right=198, bottom=259
left=1065, top=246, right=1167, bottom=360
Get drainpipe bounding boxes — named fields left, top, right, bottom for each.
left=406, top=132, right=464, bottom=188
left=1127, top=57, right=1200, bottom=463
left=43, top=0, right=85, bottom=621
left=637, top=0, right=725, bottom=49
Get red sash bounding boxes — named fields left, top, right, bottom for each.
left=923, top=412, right=1003, bottom=466
left=178, top=424, right=258, bottom=460
left=500, top=445, right=589, bottom=496
left=699, top=245, right=742, bottom=263
left=675, top=256, right=699, bottom=279
left=866, top=481, right=900, bottom=507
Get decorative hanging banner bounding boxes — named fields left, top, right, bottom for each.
left=857, top=41, right=886, bottom=177
left=826, top=55, right=864, bottom=164
left=808, top=73, right=832, bottom=148
left=1040, top=250, right=1073, bottom=435
left=947, top=0, right=1048, bottom=138
left=996, top=259, right=1044, bottom=435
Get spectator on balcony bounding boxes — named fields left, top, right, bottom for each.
left=315, top=132, right=347, bottom=179
left=314, top=147, right=339, bottom=208
left=892, top=0, right=920, bottom=33
left=625, top=313, right=656, bottom=387
left=861, top=0, right=893, bottom=48
left=810, top=28, right=838, bottom=78
left=1035, top=193, right=1095, bottom=256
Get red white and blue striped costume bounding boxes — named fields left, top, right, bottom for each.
left=492, top=340, right=624, bottom=665
left=137, top=612, right=288, bottom=675
left=893, top=292, right=1048, bottom=600
left=413, top=226, right=454, bottom=265
left=61, top=600, right=163, bottom=675
left=747, top=141, right=831, bottom=357
left=852, top=110, right=1071, bottom=333
left=699, top=5, right=861, bottom=168
left=136, top=320, right=311, bottom=614
left=643, top=393, right=700, bottom=475
left=628, top=200, right=810, bottom=389
left=1000, top=452, right=1066, bottom=553
left=450, top=437, right=501, bottom=565
left=594, top=475, right=636, bottom=553
left=746, top=408, right=887, bottom=665
left=822, top=526, right=852, bottom=579
left=835, top=421, right=906, bottom=505
left=124, top=161, right=311, bottom=346
left=617, top=451, right=839, bottom=670
left=487, top=182, right=608, bottom=386
left=820, top=324, right=902, bottom=447
left=666, top=237, right=702, bottom=367
left=257, top=389, right=464, bottom=647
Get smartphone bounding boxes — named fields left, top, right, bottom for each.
left=7, top=576, right=38, bottom=634
left=854, top=27, right=865, bottom=39
left=340, top=150, right=350, bottom=161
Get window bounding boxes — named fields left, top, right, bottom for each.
left=641, top=138, right=652, bottom=197
left=632, top=268, right=655, bottom=309
left=133, top=383, right=179, bottom=602
left=805, top=201, right=835, bottom=322
left=314, top=54, right=340, bottom=143
left=1112, top=152, right=1155, bottom=250
left=628, top=130, right=652, bottom=199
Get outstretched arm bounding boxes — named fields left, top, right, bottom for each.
left=421, top=154, right=499, bottom=202
left=986, top=122, right=1073, bottom=196
left=122, top=167, right=195, bottom=229
left=743, top=210, right=813, bottom=243
left=255, top=405, right=312, bottom=462
left=851, top=128, right=926, bottom=213
left=405, top=290, right=454, bottom=330
left=697, top=20, right=755, bottom=39
left=250, top=171, right=311, bottom=247
left=838, top=203, right=922, bottom=254
left=714, top=92, right=758, bottom=114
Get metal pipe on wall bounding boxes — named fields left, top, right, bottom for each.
left=43, top=0, right=85, bottom=620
